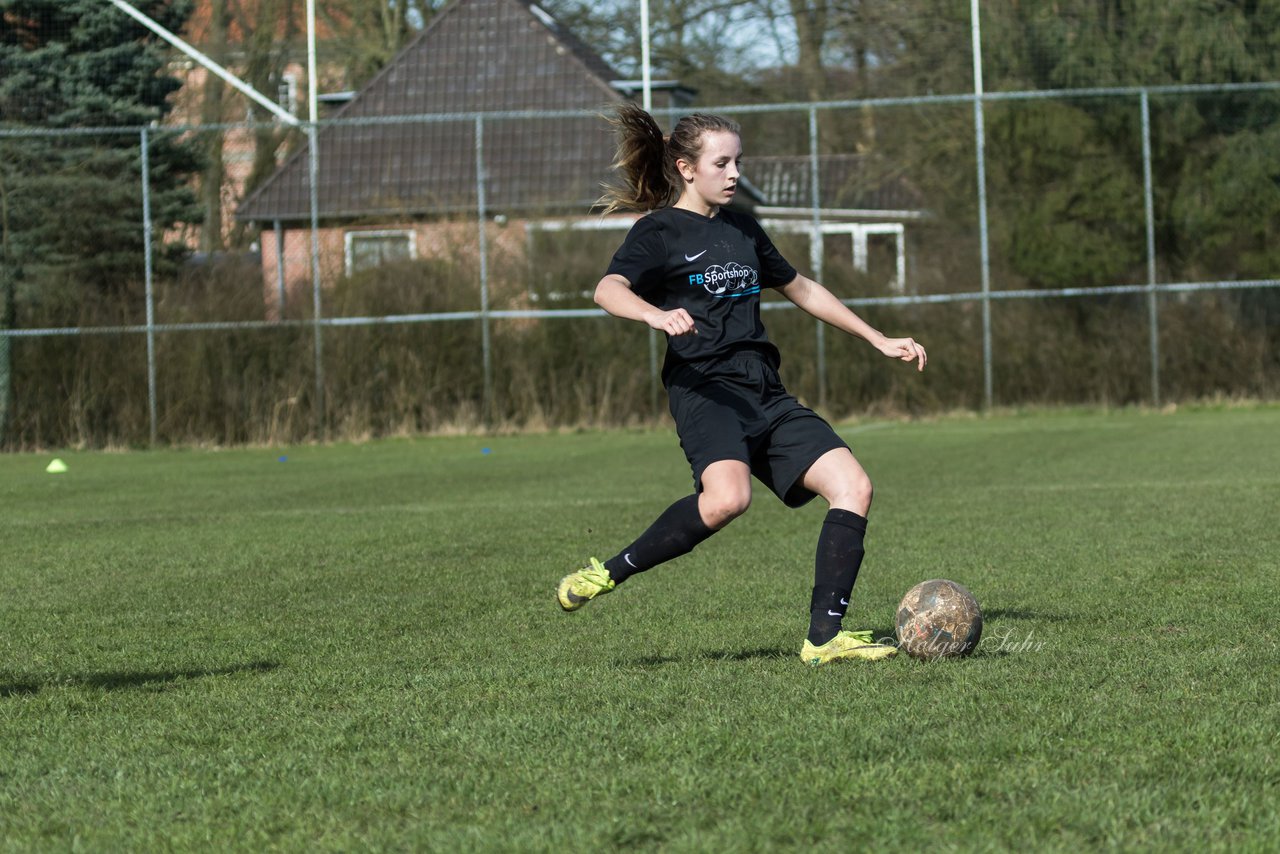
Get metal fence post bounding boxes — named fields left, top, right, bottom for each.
left=476, top=115, right=493, bottom=420
left=141, top=127, right=158, bottom=446
left=971, top=0, right=994, bottom=409
left=1141, top=89, right=1161, bottom=407
left=808, top=106, right=826, bottom=409
left=306, top=121, right=325, bottom=437
left=273, top=219, right=286, bottom=317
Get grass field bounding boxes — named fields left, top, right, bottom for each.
left=1, top=405, right=1277, bottom=850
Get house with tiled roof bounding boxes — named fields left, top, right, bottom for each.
left=235, top=0, right=924, bottom=306
left=235, top=0, right=656, bottom=305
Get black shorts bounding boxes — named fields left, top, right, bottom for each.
left=665, top=351, right=850, bottom=508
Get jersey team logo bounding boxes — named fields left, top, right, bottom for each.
left=687, top=262, right=760, bottom=298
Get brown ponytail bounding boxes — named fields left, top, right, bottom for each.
left=598, top=103, right=742, bottom=214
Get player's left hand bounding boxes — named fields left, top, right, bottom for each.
left=879, top=337, right=927, bottom=371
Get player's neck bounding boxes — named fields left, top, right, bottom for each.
left=673, top=195, right=719, bottom=219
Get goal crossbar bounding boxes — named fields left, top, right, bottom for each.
left=104, top=0, right=300, bottom=126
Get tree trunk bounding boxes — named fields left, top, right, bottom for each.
left=229, top=0, right=297, bottom=249
left=199, top=0, right=230, bottom=254
left=788, top=0, right=828, bottom=102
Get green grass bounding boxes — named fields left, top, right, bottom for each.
left=1, top=406, right=1278, bottom=851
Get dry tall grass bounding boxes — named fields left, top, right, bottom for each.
left=4, top=256, right=1276, bottom=449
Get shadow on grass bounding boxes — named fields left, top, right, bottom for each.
left=0, top=681, right=39, bottom=697
left=628, top=646, right=792, bottom=667
left=983, top=608, right=1069, bottom=622
left=617, top=618, right=1062, bottom=667
left=0, top=660, right=280, bottom=697
left=869, top=626, right=898, bottom=644
left=626, top=627, right=912, bottom=666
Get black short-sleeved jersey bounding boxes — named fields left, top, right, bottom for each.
left=605, top=206, right=797, bottom=382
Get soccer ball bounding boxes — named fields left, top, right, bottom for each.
left=895, top=579, right=983, bottom=660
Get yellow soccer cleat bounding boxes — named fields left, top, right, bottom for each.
left=557, top=557, right=616, bottom=611
left=801, top=629, right=898, bottom=666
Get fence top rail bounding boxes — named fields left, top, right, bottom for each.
left=5, top=279, right=1277, bottom=339
left=3, top=79, right=1280, bottom=140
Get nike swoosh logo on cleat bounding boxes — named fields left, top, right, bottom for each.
left=684, top=250, right=707, bottom=261
left=840, top=598, right=849, bottom=606
left=827, top=610, right=843, bottom=617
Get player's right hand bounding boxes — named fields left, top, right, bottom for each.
left=648, top=308, right=698, bottom=337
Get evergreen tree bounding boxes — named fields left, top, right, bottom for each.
left=0, top=0, right=201, bottom=441
left=0, top=0, right=201, bottom=293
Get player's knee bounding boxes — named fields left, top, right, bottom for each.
left=856, top=472, right=873, bottom=508
left=830, top=471, right=873, bottom=513
left=700, top=488, right=751, bottom=529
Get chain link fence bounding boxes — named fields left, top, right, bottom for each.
left=2, top=84, right=1278, bottom=447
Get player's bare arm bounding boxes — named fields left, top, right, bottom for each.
left=778, top=274, right=927, bottom=371
left=594, top=273, right=697, bottom=337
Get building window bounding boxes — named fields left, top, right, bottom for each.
left=345, top=230, right=417, bottom=276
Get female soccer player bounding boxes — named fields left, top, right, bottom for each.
left=556, top=104, right=927, bottom=666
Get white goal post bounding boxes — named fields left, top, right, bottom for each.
left=103, top=0, right=327, bottom=425
left=103, top=0, right=301, bottom=126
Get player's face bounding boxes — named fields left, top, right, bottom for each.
left=680, top=130, right=741, bottom=213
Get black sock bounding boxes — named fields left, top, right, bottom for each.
left=807, top=509, right=868, bottom=645
left=604, top=494, right=716, bottom=583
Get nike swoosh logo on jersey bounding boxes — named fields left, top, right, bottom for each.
left=684, top=250, right=707, bottom=262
